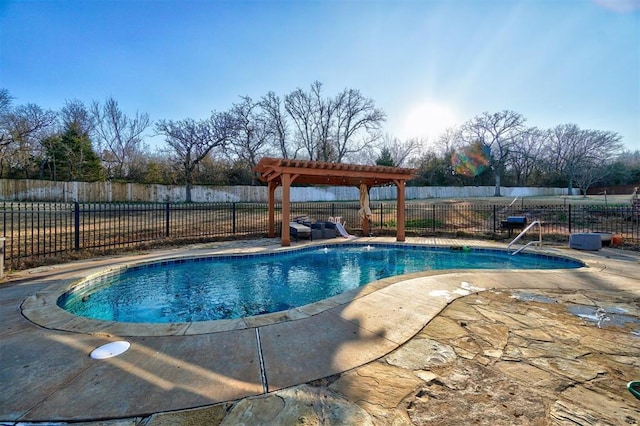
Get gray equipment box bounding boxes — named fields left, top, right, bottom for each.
left=569, top=233, right=602, bottom=250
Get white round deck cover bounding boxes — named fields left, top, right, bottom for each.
left=90, top=341, right=131, bottom=359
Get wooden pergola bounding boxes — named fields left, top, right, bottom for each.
left=254, top=157, right=417, bottom=246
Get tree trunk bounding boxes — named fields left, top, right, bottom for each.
left=185, top=173, right=193, bottom=203
left=185, top=182, right=192, bottom=203
left=494, top=171, right=502, bottom=197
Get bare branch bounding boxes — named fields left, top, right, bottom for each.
left=333, top=88, right=386, bottom=162
left=285, top=87, right=319, bottom=160
left=259, top=91, right=291, bottom=158
left=227, top=96, right=272, bottom=183
left=91, top=97, right=151, bottom=180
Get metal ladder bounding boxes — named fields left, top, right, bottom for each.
left=507, top=220, right=542, bottom=255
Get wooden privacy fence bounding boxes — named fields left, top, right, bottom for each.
left=0, top=179, right=574, bottom=203
left=1, top=201, right=638, bottom=270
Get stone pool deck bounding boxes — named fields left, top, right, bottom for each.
left=0, top=237, right=639, bottom=425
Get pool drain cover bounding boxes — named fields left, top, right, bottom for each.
left=90, top=341, right=131, bottom=359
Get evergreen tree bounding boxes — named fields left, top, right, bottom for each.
left=376, top=147, right=395, bottom=166
left=41, top=124, right=103, bottom=181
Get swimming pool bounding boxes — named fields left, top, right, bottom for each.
left=57, top=243, right=583, bottom=323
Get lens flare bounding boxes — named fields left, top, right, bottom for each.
left=452, top=143, right=491, bottom=177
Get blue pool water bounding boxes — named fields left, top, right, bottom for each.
left=57, top=244, right=583, bottom=323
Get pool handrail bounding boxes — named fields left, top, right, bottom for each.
left=508, top=220, right=542, bottom=255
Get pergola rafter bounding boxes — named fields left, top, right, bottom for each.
left=254, top=157, right=416, bottom=246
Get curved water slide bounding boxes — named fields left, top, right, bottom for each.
left=335, top=222, right=355, bottom=238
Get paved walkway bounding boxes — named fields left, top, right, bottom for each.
left=0, top=237, right=639, bottom=424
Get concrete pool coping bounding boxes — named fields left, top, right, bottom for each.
left=1, top=237, right=639, bottom=422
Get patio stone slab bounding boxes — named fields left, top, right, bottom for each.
left=20, top=330, right=263, bottom=422
left=0, top=330, right=110, bottom=420
left=259, top=311, right=398, bottom=391
left=328, top=282, right=451, bottom=344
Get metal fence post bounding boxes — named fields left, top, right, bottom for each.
left=568, top=205, right=572, bottom=234
left=232, top=203, right=236, bottom=234
left=432, top=205, right=436, bottom=233
left=165, top=203, right=170, bottom=237
left=1, top=203, right=5, bottom=273
left=493, top=205, right=497, bottom=233
left=0, top=237, right=5, bottom=278
left=74, top=202, right=80, bottom=251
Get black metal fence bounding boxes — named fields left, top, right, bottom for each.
left=1, top=201, right=638, bottom=270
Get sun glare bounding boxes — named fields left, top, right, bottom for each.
left=400, top=101, right=459, bottom=142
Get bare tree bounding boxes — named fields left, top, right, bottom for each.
left=0, top=89, right=15, bottom=170
left=333, top=88, right=385, bottom=162
left=310, top=81, right=338, bottom=161
left=228, top=96, right=272, bottom=184
left=460, top=110, right=526, bottom=196
left=285, top=86, right=319, bottom=161
left=283, top=82, right=387, bottom=163
left=155, top=111, right=237, bottom=202
left=544, top=124, right=623, bottom=194
left=259, top=91, right=292, bottom=158
left=509, top=127, right=546, bottom=186
left=0, top=89, right=12, bottom=142
left=0, top=92, right=57, bottom=177
left=0, top=89, right=10, bottom=112
left=91, top=97, right=151, bottom=180
left=574, top=159, right=610, bottom=197
left=433, top=126, right=462, bottom=156
left=379, top=134, right=424, bottom=167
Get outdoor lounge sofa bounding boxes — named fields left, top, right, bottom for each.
left=310, top=221, right=337, bottom=239
left=289, top=222, right=312, bottom=242
left=290, top=216, right=337, bottom=241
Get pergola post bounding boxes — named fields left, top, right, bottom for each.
left=396, top=179, right=406, bottom=242
left=361, top=184, right=370, bottom=237
left=280, top=173, right=291, bottom=246
left=362, top=214, right=370, bottom=236
left=267, top=181, right=276, bottom=238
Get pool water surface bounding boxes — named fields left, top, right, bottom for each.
left=57, top=244, right=583, bottom=323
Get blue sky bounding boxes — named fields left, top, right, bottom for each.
left=1, top=0, right=639, bottom=151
